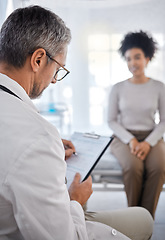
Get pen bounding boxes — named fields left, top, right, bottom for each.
left=64, top=145, right=78, bottom=156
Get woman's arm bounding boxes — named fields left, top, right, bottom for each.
left=107, top=84, right=135, bottom=144
left=145, top=83, right=165, bottom=146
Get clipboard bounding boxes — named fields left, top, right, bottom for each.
left=66, top=132, right=113, bottom=188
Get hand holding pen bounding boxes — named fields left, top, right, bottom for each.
left=62, top=139, right=77, bottom=160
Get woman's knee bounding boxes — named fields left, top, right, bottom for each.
left=146, top=156, right=165, bottom=177
left=123, top=157, right=144, bottom=178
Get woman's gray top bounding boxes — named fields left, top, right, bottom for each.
left=108, top=78, right=165, bottom=146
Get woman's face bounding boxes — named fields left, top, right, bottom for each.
left=124, top=48, right=150, bottom=77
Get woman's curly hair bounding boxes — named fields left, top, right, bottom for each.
left=119, top=30, right=158, bottom=60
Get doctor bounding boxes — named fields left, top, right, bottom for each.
left=0, top=5, right=153, bottom=240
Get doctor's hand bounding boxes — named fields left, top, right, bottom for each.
left=68, top=173, right=93, bottom=206
left=62, top=139, right=76, bottom=160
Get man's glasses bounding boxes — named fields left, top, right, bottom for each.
left=46, top=52, right=70, bottom=81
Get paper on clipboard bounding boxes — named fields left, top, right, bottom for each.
left=66, top=132, right=113, bottom=188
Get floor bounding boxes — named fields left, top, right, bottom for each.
left=87, top=187, right=165, bottom=240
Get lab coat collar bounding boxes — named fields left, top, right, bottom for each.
left=0, top=73, right=39, bottom=112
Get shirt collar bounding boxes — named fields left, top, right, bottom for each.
left=0, top=73, right=38, bottom=112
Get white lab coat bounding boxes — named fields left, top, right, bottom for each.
left=0, top=73, right=130, bottom=240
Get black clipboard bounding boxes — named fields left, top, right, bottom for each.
left=66, top=132, right=113, bottom=188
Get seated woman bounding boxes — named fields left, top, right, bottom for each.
left=108, top=30, right=165, bottom=219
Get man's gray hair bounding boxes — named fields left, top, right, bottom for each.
left=0, top=5, right=71, bottom=68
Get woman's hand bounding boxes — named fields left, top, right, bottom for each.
left=129, top=137, right=139, bottom=155
left=62, top=139, right=76, bottom=160
left=134, top=141, right=151, bottom=161
left=129, top=138, right=151, bottom=161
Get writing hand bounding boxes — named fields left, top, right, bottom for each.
left=68, top=173, right=93, bottom=206
left=62, top=139, right=76, bottom=160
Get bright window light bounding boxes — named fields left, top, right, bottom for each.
left=90, top=87, right=105, bottom=105
left=63, top=87, right=72, bottom=99
left=6, top=0, right=13, bottom=18
left=88, top=34, right=110, bottom=51
left=90, top=106, right=103, bottom=125
left=88, top=51, right=110, bottom=87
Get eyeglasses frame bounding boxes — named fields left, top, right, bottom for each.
left=45, top=52, right=70, bottom=81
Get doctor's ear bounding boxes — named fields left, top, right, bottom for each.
left=30, top=48, right=46, bottom=72
left=36, top=60, right=40, bottom=65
